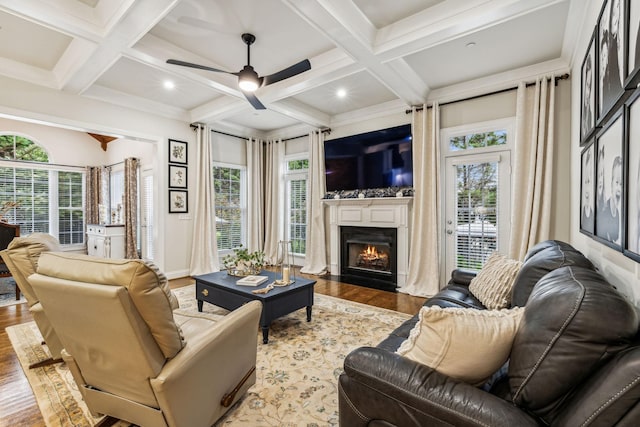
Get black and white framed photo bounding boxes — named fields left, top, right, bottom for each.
left=168, top=139, right=188, bottom=164
left=169, top=164, right=187, bottom=189
left=169, top=190, right=188, bottom=213
left=581, top=140, right=596, bottom=235
left=581, top=30, right=597, bottom=143
left=595, top=109, right=625, bottom=250
left=625, top=0, right=640, bottom=88
left=598, top=0, right=626, bottom=122
left=624, top=88, right=640, bottom=260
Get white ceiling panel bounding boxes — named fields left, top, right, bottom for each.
left=224, top=108, right=301, bottom=132
left=95, top=57, right=223, bottom=110
left=353, top=0, right=443, bottom=29
left=291, top=71, right=398, bottom=115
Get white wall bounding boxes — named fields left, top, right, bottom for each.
left=570, top=0, right=640, bottom=306
left=0, top=75, right=194, bottom=278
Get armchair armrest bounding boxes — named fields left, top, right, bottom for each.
left=151, top=301, right=262, bottom=427
left=449, top=269, right=477, bottom=287
left=339, top=347, right=539, bottom=427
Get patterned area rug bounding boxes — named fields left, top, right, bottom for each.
left=7, top=285, right=411, bottom=426
left=0, top=276, right=26, bottom=307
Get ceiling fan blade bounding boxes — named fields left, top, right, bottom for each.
left=166, top=59, right=231, bottom=74
left=242, top=91, right=266, bottom=110
left=262, top=59, right=311, bottom=86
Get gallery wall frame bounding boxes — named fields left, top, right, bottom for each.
left=169, top=164, right=187, bottom=189
left=594, top=108, right=625, bottom=251
left=597, top=0, right=627, bottom=123
left=581, top=30, right=598, bottom=144
left=624, top=87, right=640, bottom=261
left=168, top=139, right=188, bottom=165
left=169, top=190, right=188, bottom=214
left=624, top=0, right=640, bottom=89
left=580, top=140, right=596, bottom=236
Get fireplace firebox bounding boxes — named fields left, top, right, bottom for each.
left=340, top=226, right=397, bottom=292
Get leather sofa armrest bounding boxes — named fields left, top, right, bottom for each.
left=339, top=347, right=539, bottom=427
left=150, top=301, right=262, bottom=427
left=448, top=269, right=477, bottom=287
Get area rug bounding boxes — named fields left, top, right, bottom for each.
left=0, top=276, right=26, bottom=307
left=7, top=285, right=411, bottom=426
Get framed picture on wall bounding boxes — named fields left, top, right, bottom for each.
left=624, top=88, right=640, bottom=261
left=580, top=140, right=596, bottom=235
left=597, top=0, right=626, bottom=122
left=595, top=109, right=625, bottom=250
left=169, top=164, right=187, bottom=189
left=581, top=30, right=598, bottom=143
left=168, top=139, right=188, bottom=164
left=625, top=0, right=640, bottom=88
left=169, top=190, right=188, bottom=213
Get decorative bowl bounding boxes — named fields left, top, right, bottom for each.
left=227, top=267, right=262, bottom=277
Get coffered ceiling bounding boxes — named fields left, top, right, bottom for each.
left=0, top=0, right=584, bottom=136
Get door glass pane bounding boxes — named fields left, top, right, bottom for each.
left=455, top=161, right=498, bottom=270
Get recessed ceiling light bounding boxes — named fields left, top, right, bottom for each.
left=163, top=80, right=175, bottom=90
left=466, top=42, right=476, bottom=48
left=336, top=88, right=347, bottom=98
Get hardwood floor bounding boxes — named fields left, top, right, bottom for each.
left=0, top=272, right=425, bottom=426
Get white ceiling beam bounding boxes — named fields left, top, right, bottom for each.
left=281, top=0, right=429, bottom=105
left=269, top=98, right=331, bottom=128
left=61, top=0, right=179, bottom=94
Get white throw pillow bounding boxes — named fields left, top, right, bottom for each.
left=469, top=252, right=522, bottom=309
left=396, top=306, right=524, bottom=385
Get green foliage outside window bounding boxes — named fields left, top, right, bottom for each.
left=213, top=166, right=243, bottom=250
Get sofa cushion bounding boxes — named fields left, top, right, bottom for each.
left=509, top=266, right=638, bottom=423
left=469, top=252, right=522, bottom=309
left=396, top=305, right=524, bottom=385
left=36, top=252, right=184, bottom=359
left=510, top=242, right=595, bottom=307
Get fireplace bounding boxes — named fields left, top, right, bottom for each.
left=340, top=226, right=397, bottom=292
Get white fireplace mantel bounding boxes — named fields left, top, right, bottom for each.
left=323, top=197, right=412, bottom=287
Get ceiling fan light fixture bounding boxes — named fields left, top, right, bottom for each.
left=238, top=66, right=260, bottom=92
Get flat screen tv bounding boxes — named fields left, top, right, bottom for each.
left=324, top=124, right=413, bottom=192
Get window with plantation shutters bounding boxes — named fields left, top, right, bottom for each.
left=213, top=164, right=246, bottom=252
left=285, top=158, right=308, bottom=255
left=0, top=134, right=85, bottom=246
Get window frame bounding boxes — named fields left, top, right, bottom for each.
left=284, top=154, right=309, bottom=259
left=212, top=161, right=247, bottom=257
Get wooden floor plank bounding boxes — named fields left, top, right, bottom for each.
left=0, top=269, right=425, bottom=426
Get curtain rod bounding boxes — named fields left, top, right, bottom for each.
left=281, top=128, right=331, bottom=142
left=190, top=123, right=331, bottom=142
left=405, top=73, right=570, bottom=114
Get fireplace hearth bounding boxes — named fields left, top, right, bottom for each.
left=340, top=226, right=397, bottom=292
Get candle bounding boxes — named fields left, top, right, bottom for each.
left=282, top=267, right=290, bottom=283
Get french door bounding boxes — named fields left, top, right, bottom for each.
left=444, top=152, right=511, bottom=274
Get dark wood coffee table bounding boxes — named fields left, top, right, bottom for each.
left=193, top=270, right=316, bottom=343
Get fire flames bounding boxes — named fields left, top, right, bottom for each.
left=356, top=245, right=389, bottom=270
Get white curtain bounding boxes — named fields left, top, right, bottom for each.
left=189, top=124, right=219, bottom=275
left=400, top=104, right=441, bottom=297
left=301, top=130, right=328, bottom=275
left=246, top=138, right=264, bottom=253
left=509, top=77, right=556, bottom=260
left=263, top=139, right=284, bottom=264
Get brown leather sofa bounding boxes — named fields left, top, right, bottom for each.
left=30, top=251, right=262, bottom=427
left=339, top=241, right=640, bottom=426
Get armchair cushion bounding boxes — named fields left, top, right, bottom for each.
left=36, top=252, right=184, bottom=359
left=396, top=305, right=524, bottom=385
left=469, top=252, right=522, bottom=309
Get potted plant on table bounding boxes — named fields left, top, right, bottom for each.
left=222, top=246, right=266, bottom=276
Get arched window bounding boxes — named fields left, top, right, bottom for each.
left=0, top=134, right=85, bottom=246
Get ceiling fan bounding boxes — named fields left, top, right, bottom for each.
left=167, top=33, right=311, bottom=110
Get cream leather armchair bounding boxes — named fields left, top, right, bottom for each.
left=30, top=252, right=262, bottom=427
left=0, top=233, right=64, bottom=368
